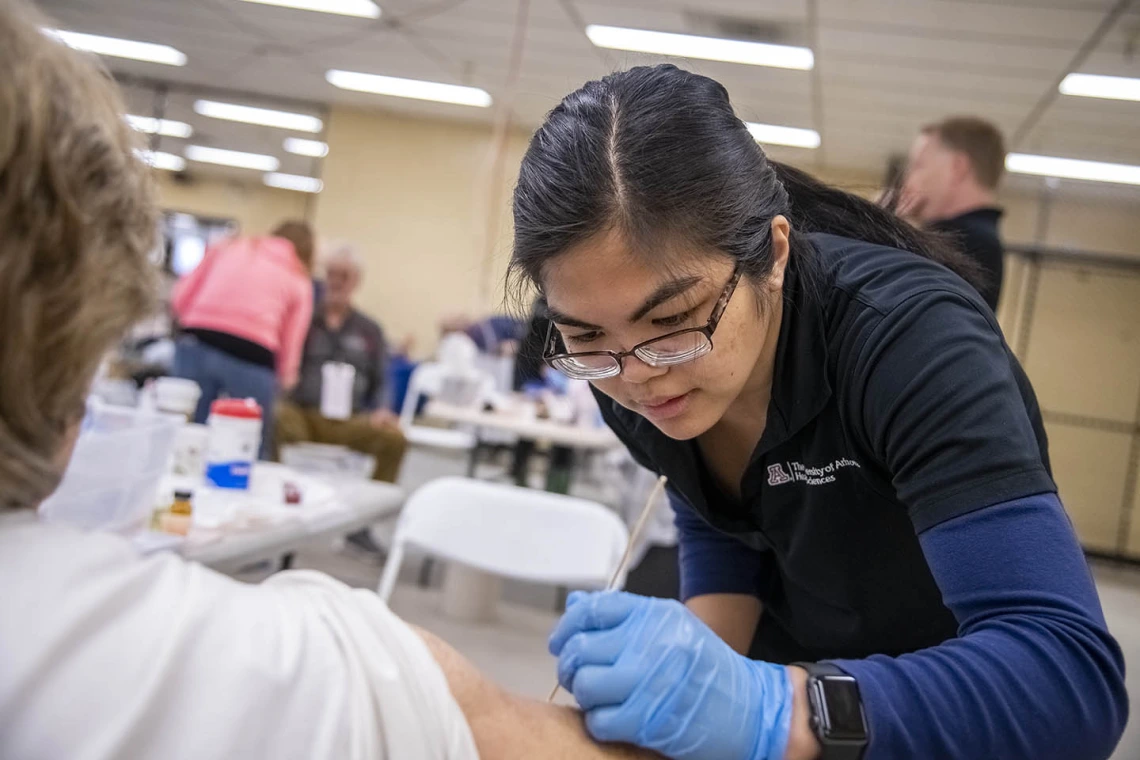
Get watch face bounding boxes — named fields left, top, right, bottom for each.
left=820, top=677, right=867, bottom=741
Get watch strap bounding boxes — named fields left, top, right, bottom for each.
left=791, top=662, right=868, bottom=760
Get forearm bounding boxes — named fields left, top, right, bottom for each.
left=413, top=625, right=658, bottom=760
left=686, top=593, right=761, bottom=655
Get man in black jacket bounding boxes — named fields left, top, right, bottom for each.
left=899, top=116, right=1007, bottom=311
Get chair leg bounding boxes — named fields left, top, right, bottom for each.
left=466, top=442, right=481, bottom=477
left=418, top=557, right=435, bottom=588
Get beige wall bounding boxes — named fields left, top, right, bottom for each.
left=1000, top=192, right=1140, bottom=259
left=156, top=173, right=310, bottom=236
left=995, top=196, right=1140, bottom=557
left=313, top=107, right=529, bottom=355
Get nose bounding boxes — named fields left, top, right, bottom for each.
left=620, top=354, right=668, bottom=385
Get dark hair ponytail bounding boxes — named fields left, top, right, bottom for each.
left=509, top=64, right=985, bottom=300
left=769, top=161, right=984, bottom=289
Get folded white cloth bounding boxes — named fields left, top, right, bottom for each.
left=0, top=510, right=478, bottom=760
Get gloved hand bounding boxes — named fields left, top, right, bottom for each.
left=549, top=591, right=793, bottom=760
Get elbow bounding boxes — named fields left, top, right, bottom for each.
left=1059, top=622, right=1129, bottom=759
left=1093, top=639, right=1129, bottom=757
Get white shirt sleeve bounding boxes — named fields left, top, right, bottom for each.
left=0, top=515, right=479, bottom=760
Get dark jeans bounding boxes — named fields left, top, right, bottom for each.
left=173, top=336, right=277, bottom=459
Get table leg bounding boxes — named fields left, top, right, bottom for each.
left=512, top=439, right=536, bottom=487
left=418, top=557, right=435, bottom=588
left=466, top=440, right=482, bottom=478
left=545, top=445, right=575, bottom=494
left=441, top=562, right=502, bottom=622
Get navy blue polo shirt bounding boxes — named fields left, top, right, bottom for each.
left=596, top=232, right=1055, bottom=664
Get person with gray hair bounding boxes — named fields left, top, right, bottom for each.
left=276, top=243, right=406, bottom=506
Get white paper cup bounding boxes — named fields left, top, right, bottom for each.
left=154, top=377, right=202, bottom=420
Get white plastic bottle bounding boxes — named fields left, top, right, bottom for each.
left=205, top=398, right=262, bottom=490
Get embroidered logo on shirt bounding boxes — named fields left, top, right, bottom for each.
left=768, top=458, right=861, bottom=486
left=767, top=463, right=792, bottom=485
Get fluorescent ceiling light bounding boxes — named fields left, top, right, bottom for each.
left=326, top=69, right=492, bottom=107
left=135, top=149, right=186, bottom=172
left=185, top=145, right=280, bottom=171
left=284, top=137, right=329, bottom=157
left=1006, top=153, right=1140, bottom=186
left=746, top=122, right=820, bottom=149
left=585, top=25, right=813, bottom=71
left=46, top=29, right=187, bottom=66
left=1059, top=73, right=1140, bottom=103
left=239, top=0, right=381, bottom=18
left=194, top=100, right=323, bottom=133
left=264, top=172, right=324, bottom=193
left=127, top=114, right=193, bottom=139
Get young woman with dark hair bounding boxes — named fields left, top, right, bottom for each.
left=526, top=65, right=1127, bottom=760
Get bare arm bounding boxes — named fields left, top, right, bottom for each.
left=412, top=625, right=658, bottom=760
left=686, top=593, right=762, bottom=655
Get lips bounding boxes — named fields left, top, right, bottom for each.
left=636, top=391, right=693, bottom=421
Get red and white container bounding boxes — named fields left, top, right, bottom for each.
left=205, top=398, right=262, bottom=490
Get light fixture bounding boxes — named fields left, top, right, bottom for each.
left=126, top=114, right=193, bottom=139
left=239, top=0, right=381, bottom=18
left=135, top=149, right=186, bottom=172
left=585, top=25, right=813, bottom=71
left=264, top=172, right=324, bottom=193
left=283, top=137, right=329, bottom=157
left=193, top=100, right=323, bottom=133
left=1059, top=73, right=1140, bottom=103
left=45, top=29, right=187, bottom=66
left=746, top=122, right=820, bottom=149
left=326, top=69, right=492, bottom=107
left=1006, top=153, right=1140, bottom=186
left=185, top=145, right=280, bottom=171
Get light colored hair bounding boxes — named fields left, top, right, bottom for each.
left=0, top=0, right=158, bottom=510
left=323, top=242, right=364, bottom=278
left=921, top=116, right=1006, bottom=190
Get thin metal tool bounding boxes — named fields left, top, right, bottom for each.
left=547, top=474, right=669, bottom=703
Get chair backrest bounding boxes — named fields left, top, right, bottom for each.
left=437, top=331, right=479, bottom=370
left=378, top=477, right=629, bottom=599
left=399, top=362, right=443, bottom=428
left=399, top=361, right=494, bottom=430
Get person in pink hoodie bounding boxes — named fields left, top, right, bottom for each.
left=171, top=220, right=315, bottom=457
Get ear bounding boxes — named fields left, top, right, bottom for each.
left=767, top=215, right=791, bottom=293
left=951, top=151, right=973, bottom=184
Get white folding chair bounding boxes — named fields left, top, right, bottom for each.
left=377, top=477, right=630, bottom=602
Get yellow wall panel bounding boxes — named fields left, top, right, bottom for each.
left=1127, top=452, right=1140, bottom=558
left=1047, top=423, right=1132, bottom=552
left=1023, top=267, right=1140, bottom=423
left=156, top=173, right=309, bottom=237
left=313, top=107, right=529, bottom=356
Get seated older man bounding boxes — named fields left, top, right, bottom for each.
left=276, top=245, right=407, bottom=484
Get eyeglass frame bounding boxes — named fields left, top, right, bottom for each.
left=542, top=266, right=743, bottom=379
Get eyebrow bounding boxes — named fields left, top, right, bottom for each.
left=544, top=307, right=602, bottom=331
left=545, top=275, right=705, bottom=331
left=628, top=275, right=703, bottom=322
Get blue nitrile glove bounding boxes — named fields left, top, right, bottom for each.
left=549, top=591, right=793, bottom=760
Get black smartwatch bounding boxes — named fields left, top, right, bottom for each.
left=791, top=662, right=869, bottom=760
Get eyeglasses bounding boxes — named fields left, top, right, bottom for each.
left=543, top=268, right=742, bottom=381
